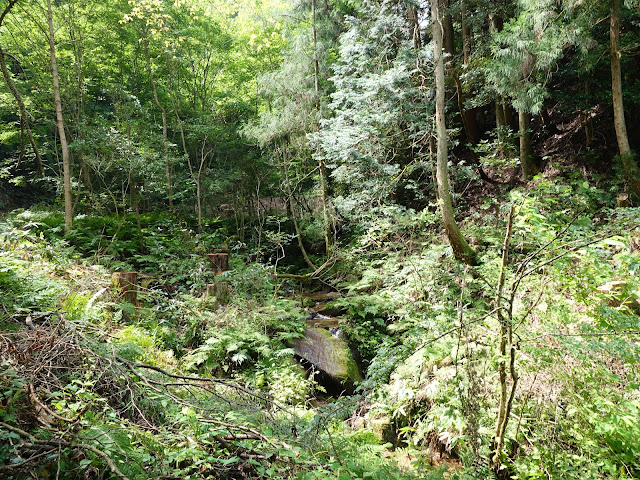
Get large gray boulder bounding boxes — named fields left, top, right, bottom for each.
left=293, top=327, right=362, bottom=385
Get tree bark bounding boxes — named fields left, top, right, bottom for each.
left=144, top=39, right=173, bottom=208
left=441, top=0, right=454, bottom=57
left=407, top=4, right=422, bottom=49
left=207, top=253, right=230, bottom=273
left=113, top=272, right=138, bottom=304
left=611, top=0, right=630, bottom=156
left=47, top=0, right=72, bottom=232
left=0, top=44, right=44, bottom=178
left=312, top=0, right=333, bottom=258
left=610, top=0, right=640, bottom=196
left=518, top=110, right=537, bottom=180
left=432, top=0, right=477, bottom=266
left=461, top=3, right=470, bottom=66
left=281, top=144, right=318, bottom=271
left=129, top=173, right=143, bottom=251
left=206, top=282, right=230, bottom=303
left=617, top=193, right=630, bottom=207
left=491, top=206, right=517, bottom=472
left=583, top=83, right=593, bottom=148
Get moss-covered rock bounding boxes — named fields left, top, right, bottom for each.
left=293, top=327, right=362, bottom=385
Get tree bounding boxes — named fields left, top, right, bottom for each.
left=0, top=0, right=44, bottom=178
left=485, top=0, right=569, bottom=181
left=610, top=0, right=640, bottom=197
left=432, top=0, right=477, bottom=265
left=47, top=0, right=72, bottom=231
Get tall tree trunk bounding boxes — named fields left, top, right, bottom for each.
left=407, top=4, right=422, bottom=49
left=610, top=0, right=640, bottom=196
left=455, top=5, right=480, bottom=147
left=611, top=0, right=630, bottom=156
left=129, top=172, right=143, bottom=251
left=442, top=0, right=454, bottom=57
left=312, top=0, right=333, bottom=258
left=432, top=0, right=477, bottom=266
left=518, top=110, right=537, bottom=180
left=0, top=44, right=44, bottom=178
left=47, top=0, right=72, bottom=232
left=0, top=0, right=43, bottom=178
left=144, top=39, right=173, bottom=208
left=281, top=143, right=317, bottom=271
left=461, top=3, right=470, bottom=65
left=489, top=14, right=510, bottom=149
left=196, top=138, right=212, bottom=236
left=583, top=82, right=594, bottom=148
left=68, top=6, right=91, bottom=194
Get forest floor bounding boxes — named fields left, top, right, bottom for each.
left=2, top=163, right=640, bottom=479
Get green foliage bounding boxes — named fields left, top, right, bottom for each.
left=335, top=294, right=393, bottom=361
left=2, top=0, right=640, bottom=475
left=183, top=299, right=311, bottom=404
left=485, top=0, right=575, bottom=113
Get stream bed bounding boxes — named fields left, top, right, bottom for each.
left=292, top=292, right=362, bottom=393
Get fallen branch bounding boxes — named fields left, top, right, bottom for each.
left=28, top=383, right=90, bottom=424
left=0, top=422, right=131, bottom=480
left=272, top=258, right=334, bottom=280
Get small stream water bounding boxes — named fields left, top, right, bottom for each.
left=292, top=292, right=362, bottom=394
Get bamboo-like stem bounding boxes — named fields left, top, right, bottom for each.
left=491, top=205, right=515, bottom=469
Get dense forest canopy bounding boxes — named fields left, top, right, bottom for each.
left=1, top=0, right=640, bottom=478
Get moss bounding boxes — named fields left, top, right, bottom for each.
left=315, top=328, right=363, bottom=383
left=293, top=327, right=362, bottom=384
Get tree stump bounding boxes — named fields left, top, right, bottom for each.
left=206, top=282, right=230, bottom=303
left=207, top=253, right=229, bottom=275
left=617, top=193, right=630, bottom=207
left=112, top=272, right=138, bottom=304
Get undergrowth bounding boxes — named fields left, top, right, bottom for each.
left=2, top=170, right=640, bottom=479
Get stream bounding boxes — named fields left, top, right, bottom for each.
left=292, top=292, right=363, bottom=394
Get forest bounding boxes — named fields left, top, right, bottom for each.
left=1, top=0, right=640, bottom=478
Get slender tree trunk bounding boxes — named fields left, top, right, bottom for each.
left=489, top=14, right=510, bottom=148
left=504, top=103, right=515, bottom=130
left=519, top=110, right=537, bottom=180
left=144, top=39, right=173, bottom=208
left=0, top=45, right=44, bottom=178
left=407, top=4, right=422, bottom=49
left=453, top=73, right=480, bottom=146
left=69, top=8, right=92, bottom=194
left=583, top=83, right=593, bottom=148
left=196, top=173, right=203, bottom=235
left=432, top=0, right=477, bottom=266
left=0, top=0, right=43, bottom=177
left=442, top=0, right=454, bottom=57
left=491, top=207, right=517, bottom=472
left=311, top=0, right=321, bottom=112
left=611, top=0, right=630, bottom=156
left=610, top=0, right=640, bottom=196
left=461, top=3, right=470, bottom=66
left=312, top=0, right=333, bottom=258
left=129, top=173, right=143, bottom=251
left=281, top=144, right=317, bottom=271
left=495, top=99, right=506, bottom=131
left=47, top=0, right=72, bottom=232
left=196, top=139, right=212, bottom=236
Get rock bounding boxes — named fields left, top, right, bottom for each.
left=314, top=300, right=346, bottom=317
left=307, top=313, right=340, bottom=329
left=300, top=296, right=316, bottom=308
left=302, top=291, right=341, bottom=302
left=293, top=327, right=362, bottom=386
left=368, top=416, right=396, bottom=445
left=351, top=416, right=366, bottom=430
